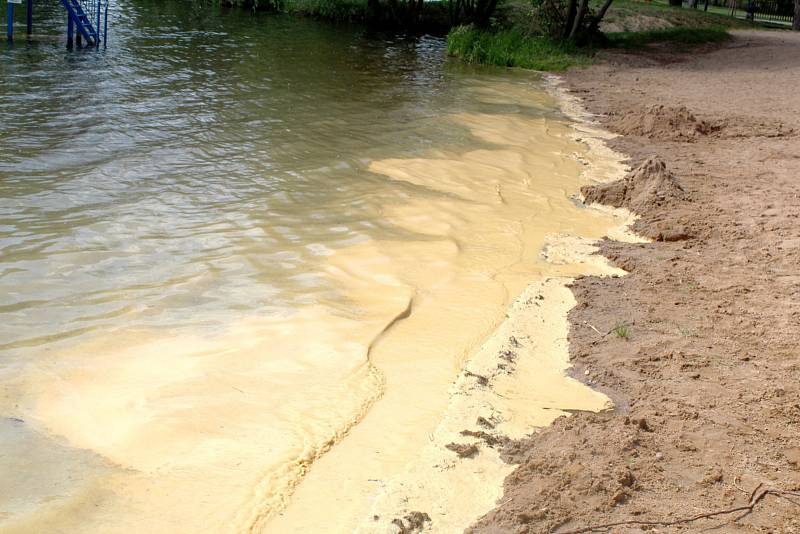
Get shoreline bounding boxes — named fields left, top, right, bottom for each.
left=264, top=77, right=640, bottom=534
left=346, top=78, right=643, bottom=533
left=471, top=29, right=800, bottom=534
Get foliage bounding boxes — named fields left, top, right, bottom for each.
left=529, top=0, right=570, bottom=37
left=446, top=25, right=591, bottom=70
left=445, top=0, right=764, bottom=72
left=446, top=0, right=503, bottom=27
left=221, top=0, right=456, bottom=29
left=223, top=0, right=285, bottom=11
left=284, top=0, right=368, bottom=21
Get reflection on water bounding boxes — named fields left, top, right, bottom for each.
left=0, top=1, right=462, bottom=352
left=1, top=2, right=624, bottom=533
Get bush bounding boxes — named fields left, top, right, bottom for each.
left=284, top=0, right=368, bottom=21
left=530, top=0, right=568, bottom=37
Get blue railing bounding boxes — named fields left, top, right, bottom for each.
left=61, top=0, right=109, bottom=47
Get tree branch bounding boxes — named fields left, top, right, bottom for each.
left=559, top=486, right=800, bottom=534
left=585, top=0, right=615, bottom=37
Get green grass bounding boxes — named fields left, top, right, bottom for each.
left=601, top=0, right=757, bottom=30
left=449, top=0, right=768, bottom=72
left=604, top=25, right=732, bottom=48
left=613, top=321, right=631, bottom=340
left=446, top=26, right=591, bottom=71
left=445, top=24, right=730, bottom=71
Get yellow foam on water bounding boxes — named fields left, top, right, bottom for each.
left=0, top=78, right=632, bottom=534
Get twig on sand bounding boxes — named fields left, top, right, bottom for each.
left=558, top=485, right=800, bottom=534
left=584, top=321, right=626, bottom=339
left=584, top=322, right=603, bottom=336
left=731, top=475, right=749, bottom=496
left=495, top=497, right=513, bottom=509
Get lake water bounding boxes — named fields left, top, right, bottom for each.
left=0, top=2, right=624, bottom=532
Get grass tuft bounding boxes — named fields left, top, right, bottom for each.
left=613, top=321, right=631, bottom=340
left=446, top=26, right=591, bottom=71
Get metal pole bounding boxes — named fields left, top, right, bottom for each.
left=95, top=0, right=99, bottom=47
left=67, top=11, right=73, bottom=48
left=7, top=2, right=13, bottom=42
left=103, top=0, right=107, bottom=47
left=26, top=0, right=31, bottom=34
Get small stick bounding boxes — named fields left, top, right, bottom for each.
left=584, top=322, right=603, bottom=336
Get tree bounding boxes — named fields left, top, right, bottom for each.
left=541, top=0, right=616, bottom=42
left=795, top=0, right=800, bottom=30
left=446, top=0, right=502, bottom=27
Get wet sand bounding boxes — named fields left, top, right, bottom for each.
left=266, top=85, right=639, bottom=534
left=0, top=77, right=634, bottom=534
left=471, top=30, right=800, bottom=534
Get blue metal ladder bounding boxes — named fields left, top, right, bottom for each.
left=5, top=0, right=108, bottom=47
left=61, top=0, right=108, bottom=47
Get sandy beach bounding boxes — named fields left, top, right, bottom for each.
left=5, top=9, right=800, bottom=532
left=471, top=29, right=800, bottom=534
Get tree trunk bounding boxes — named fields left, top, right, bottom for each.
left=461, top=0, right=474, bottom=19
left=387, top=0, right=398, bottom=22
left=564, top=0, right=578, bottom=38
left=473, top=0, right=499, bottom=27
left=586, top=0, right=615, bottom=37
left=569, top=0, right=590, bottom=39
left=409, top=0, right=422, bottom=23
left=367, top=0, right=381, bottom=21
left=447, top=0, right=457, bottom=26
left=795, top=0, right=800, bottom=30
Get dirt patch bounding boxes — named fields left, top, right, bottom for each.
left=391, top=511, right=431, bottom=533
left=446, top=442, right=480, bottom=458
left=460, top=429, right=511, bottom=449
left=469, top=30, right=800, bottom=534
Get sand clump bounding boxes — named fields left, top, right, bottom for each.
left=608, top=104, right=720, bottom=140
left=608, top=104, right=795, bottom=142
left=581, top=156, right=685, bottom=213
left=582, top=156, right=691, bottom=242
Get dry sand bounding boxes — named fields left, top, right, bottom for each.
left=470, top=30, right=800, bottom=534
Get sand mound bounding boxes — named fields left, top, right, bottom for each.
left=582, top=156, right=686, bottom=214
left=609, top=105, right=720, bottom=140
